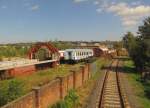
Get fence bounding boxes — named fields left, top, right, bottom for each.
left=1, top=64, right=91, bottom=108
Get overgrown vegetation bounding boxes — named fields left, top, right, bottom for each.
left=0, top=56, right=109, bottom=107
left=49, top=58, right=110, bottom=108
left=76, top=58, right=110, bottom=108
left=113, top=41, right=123, bottom=55
left=0, top=64, right=80, bottom=107
left=122, top=17, right=150, bottom=80
left=0, top=41, right=75, bottom=60
left=51, top=41, right=75, bottom=50
left=0, top=79, right=24, bottom=106
left=50, top=89, right=79, bottom=108
left=76, top=68, right=102, bottom=108
left=94, top=58, right=110, bottom=71
left=123, top=60, right=150, bottom=108
left=0, top=45, right=30, bottom=59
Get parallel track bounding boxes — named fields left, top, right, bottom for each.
left=98, top=60, right=125, bottom=108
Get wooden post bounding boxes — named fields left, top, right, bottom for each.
left=80, top=66, right=85, bottom=84
left=33, top=87, right=40, bottom=108
left=70, top=70, right=76, bottom=89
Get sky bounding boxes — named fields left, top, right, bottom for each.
left=0, top=0, right=150, bottom=43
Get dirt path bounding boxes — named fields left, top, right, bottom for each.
left=85, top=68, right=106, bottom=108
left=119, top=61, right=143, bottom=108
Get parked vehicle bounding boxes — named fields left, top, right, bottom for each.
left=63, top=49, right=93, bottom=63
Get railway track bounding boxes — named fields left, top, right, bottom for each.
left=98, top=60, right=125, bottom=108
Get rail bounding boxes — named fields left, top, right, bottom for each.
left=98, top=59, right=125, bottom=108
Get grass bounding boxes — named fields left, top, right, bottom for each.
left=123, top=60, right=150, bottom=108
left=76, top=70, right=101, bottom=108
left=0, top=63, right=82, bottom=106
left=0, top=58, right=109, bottom=107
left=48, top=57, right=110, bottom=108
left=0, top=64, right=81, bottom=96
left=76, top=58, right=110, bottom=108
left=50, top=89, right=79, bottom=108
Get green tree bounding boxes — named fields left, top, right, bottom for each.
left=34, top=48, right=50, bottom=61
left=138, top=17, right=150, bottom=71
left=123, top=32, right=135, bottom=51
left=123, top=32, right=144, bottom=71
left=113, top=41, right=123, bottom=56
left=123, top=17, right=150, bottom=79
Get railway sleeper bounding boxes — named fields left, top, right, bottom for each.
left=101, top=103, right=122, bottom=108
left=103, top=100, right=121, bottom=105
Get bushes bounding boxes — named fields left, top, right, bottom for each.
left=0, top=79, right=24, bottom=106
left=123, top=60, right=150, bottom=107
left=0, top=45, right=29, bottom=59
left=0, top=64, right=80, bottom=107
left=49, top=58, right=109, bottom=108
left=50, top=89, right=79, bottom=108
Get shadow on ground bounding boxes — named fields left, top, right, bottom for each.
left=119, top=57, right=150, bottom=100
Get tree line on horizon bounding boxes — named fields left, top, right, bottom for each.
left=0, top=39, right=118, bottom=61
left=0, top=41, right=75, bottom=60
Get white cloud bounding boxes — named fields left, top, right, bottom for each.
left=74, top=0, right=87, bottom=3
left=30, top=5, right=39, bottom=11
left=108, top=3, right=150, bottom=17
left=72, top=0, right=150, bottom=28
left=107, top=3, right=150, bottom=27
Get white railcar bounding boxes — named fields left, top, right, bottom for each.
left=64, top=49, right=93, bottom=61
